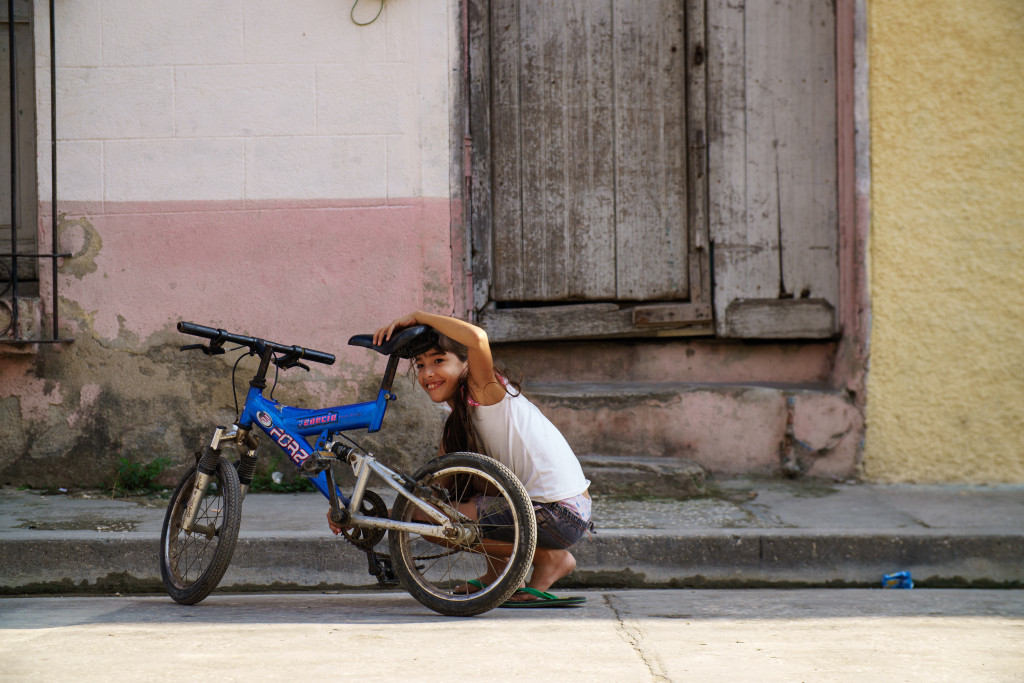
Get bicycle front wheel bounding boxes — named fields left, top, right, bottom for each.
left=389, top=452, right=537, bottom=617
left=159, top=456, right=242, bottom=605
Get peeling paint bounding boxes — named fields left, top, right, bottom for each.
left=66, top=384, right=101, bottom=428
left=0, top=358, right=63, bottom=421
left=56, top=215, right=103, bottom=280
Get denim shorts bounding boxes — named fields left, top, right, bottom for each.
left=475, top=495, right=594, bottom=549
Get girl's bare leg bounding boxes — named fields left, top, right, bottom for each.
left=520, top=548, right=576, bottom=593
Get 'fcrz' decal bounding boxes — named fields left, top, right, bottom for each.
left=297, top=412, right=338, bottom=429
left=256, top=411, right=273, bottom=428
left=270, top=426, right=312, bottom=464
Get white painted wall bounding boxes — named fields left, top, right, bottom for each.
left=34, top=0, right=453, bottom=203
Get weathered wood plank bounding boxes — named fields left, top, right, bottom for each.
left=708, top=0, right=839, bottom=337
left=744, top=0, right=838, bottom=305
left=488, top=0, right=524, bottom=301
left=481, top=302, right=712, bottom=342
left=468, top=0, right=493, bottom=313
left=685, top=0, right=710, bottom=304
left=708, top=0, right=770, bottom=333
left=724, top=299, right=836, bottom=339
left=775, top=0, right=837, bottom=303
left=518, top=0, right=568, bottom=300
left=652, top=0, right=689, bottom=300
left=632, top=302, right=712, bottom=325
left=613, top=0, right=688, bottom=301
left=740, top=0, right=785, bottom=299
left=565, top=0, right=616, bottom=300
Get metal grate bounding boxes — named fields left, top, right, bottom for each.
left=1, top=0, right=71, bottom=344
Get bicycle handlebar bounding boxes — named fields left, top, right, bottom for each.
left=177, top=321, right=336, bottom=366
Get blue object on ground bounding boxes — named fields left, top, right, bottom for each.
left=882, top=571, right=914, bottom=589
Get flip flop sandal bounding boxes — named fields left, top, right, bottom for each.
left=498, top=587, right=587, bottom=608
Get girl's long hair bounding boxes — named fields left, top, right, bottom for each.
left=425, top=333, right=521, bottom=455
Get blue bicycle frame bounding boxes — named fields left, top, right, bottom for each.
left=236, top=383, right=396, bottom=506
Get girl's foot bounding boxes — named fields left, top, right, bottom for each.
left=505, top=549, right=576, bottom=601
left=452, top=578, right=488, bottom=594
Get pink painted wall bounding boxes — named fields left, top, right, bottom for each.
left=55, top=198, right=453, bottom=354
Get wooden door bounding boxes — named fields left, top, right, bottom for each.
left=468, top=0, right=712, bottom=342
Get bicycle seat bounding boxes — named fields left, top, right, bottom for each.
left=348, top=325, right=439, bottom=359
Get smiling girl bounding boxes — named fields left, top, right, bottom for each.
left=333, top=310, right=593, bottom=606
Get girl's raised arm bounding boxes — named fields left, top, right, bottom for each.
left=374, top=311, right=506, bottom=406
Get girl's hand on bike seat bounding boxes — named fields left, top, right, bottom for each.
left=374, top=313, right=419, bottom=346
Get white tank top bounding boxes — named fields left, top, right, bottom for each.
left=471, top=391, right=590, bottom=503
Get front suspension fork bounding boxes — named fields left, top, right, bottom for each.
left=181, top=425, right=259, bottom=536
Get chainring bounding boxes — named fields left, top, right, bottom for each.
left=341, top=490, right=389, bottom=549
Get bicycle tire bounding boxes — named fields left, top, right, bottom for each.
left=159, top=456, right=242, bottom=605
left=388, top=452, right=537, bottom=617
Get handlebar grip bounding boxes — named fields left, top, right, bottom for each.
left=300, top=347, right=335, bottom=365
left=177, top=321, right=219, bottom=338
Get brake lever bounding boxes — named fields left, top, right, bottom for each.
left=179, top=343, right=226, bottom=356
left=273, top=358, right=310, bottom=372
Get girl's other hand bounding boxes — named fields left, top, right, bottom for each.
left=326, top=509, right=343, bottom=535
left=373, top=312, right=419, bottom=346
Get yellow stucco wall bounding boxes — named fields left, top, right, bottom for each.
left=865, top=0, right=1024, bottom=482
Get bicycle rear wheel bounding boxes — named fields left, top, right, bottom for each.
left=159, top=456, right=242, bottom=605
left=388, top=452, right=537, bottom=617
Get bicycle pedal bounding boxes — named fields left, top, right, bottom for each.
left=298, top=453, right=334, bottom=477
left=367, top=552, right=400, bottom=588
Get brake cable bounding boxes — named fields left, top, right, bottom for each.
left=228, top=345, right=249, bottom=418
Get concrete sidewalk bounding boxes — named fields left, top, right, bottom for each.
left=1, top=478, right=1022, bottom=595
left=5, top=590, right=1024, bottom=681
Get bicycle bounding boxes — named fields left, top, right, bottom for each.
left=160, top=321, right=537, bottom=617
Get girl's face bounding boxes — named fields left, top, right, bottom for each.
left=414, top=349, right=468, bottom=404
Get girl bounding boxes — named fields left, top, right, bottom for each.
left=331, top=310, right=593, bottom=606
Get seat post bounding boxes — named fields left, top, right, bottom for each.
left=379, top=355, right=401, bottom=393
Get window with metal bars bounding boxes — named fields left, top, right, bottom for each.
left=2, top=0, right=70, bottom=344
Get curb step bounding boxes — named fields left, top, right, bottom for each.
left=579, top=455, right=707, bottom=499
left=2, top=486, right=1022, bottom=594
